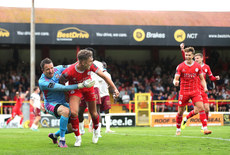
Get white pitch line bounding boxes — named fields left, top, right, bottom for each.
left=112, top=133, right=230, bottom=142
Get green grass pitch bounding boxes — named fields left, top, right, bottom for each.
left=0, top=126, right=230, bottom=155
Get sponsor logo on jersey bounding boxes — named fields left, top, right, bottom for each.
left=195, top=68, right=199, bottom=72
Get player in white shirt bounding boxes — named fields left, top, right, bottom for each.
left=98, top=61, right=115, bottom=133
left=30, top=86, right=43, bottom=131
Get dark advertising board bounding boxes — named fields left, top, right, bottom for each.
left=40, top=113, right=135, bottom=128
left=101, top=115, right=135, bottom=127
left=0, top=23, right=230, bottom=46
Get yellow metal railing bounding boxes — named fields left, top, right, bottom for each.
left=0, top=101, right=31, bottom=114
left=127, top=99, right=230, bottom=113
left=1, top=99, right=230, bottom=114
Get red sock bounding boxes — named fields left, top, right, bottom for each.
left=20, top=117, right=23, bottom=125
left=70, top=116, right=80, bottom=136
left=6, top=118, right=12, bottom=125
left=186, top=110, right=196, bottom=119
left=199, top=110, right=207, bottom=127
left=176, top=113, right=183, bottom=129
left=205, top=112, right=209, bottom=121
left=92, top=115, right=99, bottom=130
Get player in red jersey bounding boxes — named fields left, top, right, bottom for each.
left=60, top=48, right=119, bottom=145
left=4, top=91, right=29, bottom=128
left=173, top=47, right=212, bottom=135
left=180, top=43, right=220, bottom=131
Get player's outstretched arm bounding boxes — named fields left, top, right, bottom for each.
left=39, top=79, right=95, bottom=91
left=96, top=69, right=119, bottom=97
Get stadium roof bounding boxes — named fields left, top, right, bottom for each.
left=0, top=7, right=230, bottom=27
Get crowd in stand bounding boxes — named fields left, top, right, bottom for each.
left=0, top=52, right=230, bottom=114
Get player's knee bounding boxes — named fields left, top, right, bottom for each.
left=204, top=107, right=210, bottom=113
left=91, top=112, right=98, bottom=119
left=62, top=107, right=70, bottom=117
left=70, top=109, right=78, bottom=117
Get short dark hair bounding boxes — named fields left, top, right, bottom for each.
left=33, top=86, right=39, bottom=92
left=77, top=49, right=93, bottom=61
left=184, top=47, right=195, bottom=54
left=40, top=58, right=53, bottom=70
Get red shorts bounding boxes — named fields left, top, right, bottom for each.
left=94, top=87, right=101, bottom=105
left=79, top=87, right=100, bottom=107
left=178, top=92, right=203, bottom=107
left=100, top=96, right=111, bottom=111
left=34, top=107, right=41, bottom=117
left=69, top=86, right=95, bottom=102
left=12, top=108, right=22, bottom=117
left=201, top=92, right=209, bottom=104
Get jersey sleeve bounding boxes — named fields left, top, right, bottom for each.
left=198, top=64, right=203, bottom=75
left=39, top=78, right=79, bottom=91
left=175, top=65, right=181, bottom=76
left=207, top=65, right=217, bottom=81
left=181, top=49, right=185, bottom=60
left=30, top=93, right=36, bottom=101
left=91, top=63, right=99, bottom=73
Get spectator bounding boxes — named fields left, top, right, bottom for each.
left=122, top=91, right=130, bottom=104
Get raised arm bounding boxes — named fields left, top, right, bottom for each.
left=180, top=43, right=185, bottom=60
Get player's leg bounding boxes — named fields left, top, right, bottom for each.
left=102, top=96, right=114, bottom=133
left=18, top=113, right=24, bottom=128
left=31, top=108, right=41, bottom=131
left=87, top=100, right=100, bottom=143
left=78, top=105, right=86, bottom=135
left=5, top=109, right=16, bottom=127
left=181, top=106, right=198, bottom=129
left=69, top=95, right=81, bottom=146
left=56, top=104, right=71, bottom=147
left=194, top=101, right=211, bottom=135
left=176, top=106, right=186, bottom=135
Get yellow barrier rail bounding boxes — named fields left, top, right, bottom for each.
left=127, top=99, right=230, bottom=113
left=1, top=100, right=230, bottom=114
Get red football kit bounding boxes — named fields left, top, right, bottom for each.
left=198, top=63, right=217, bottom=103
left=62, top=61, right=99, bottom=102
left=175, top=61, right=203, bottom=106
left=12, top=98, right=23, bottom=117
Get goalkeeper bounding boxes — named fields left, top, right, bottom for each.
left=39, top=58, right=95, bottom=148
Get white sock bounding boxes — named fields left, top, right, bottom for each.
left=176, top=128, right=181, bottom=132
left=53, top=133, right=57, bottom=138
left=59, top=137, right=65, bottom=141
left=184, top=117, right=188, bottom=121
left=31, top=124, right=35, bottom=129
left=203, top=126, right=207, bottom=130
left=79, top=121, right=84, bottom=131
left=105, top=114, right=111, bottom=131
left=89, top=120, right=93, bottom=129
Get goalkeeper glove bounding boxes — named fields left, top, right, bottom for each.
left=78, top=79, right=95, bottom=89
